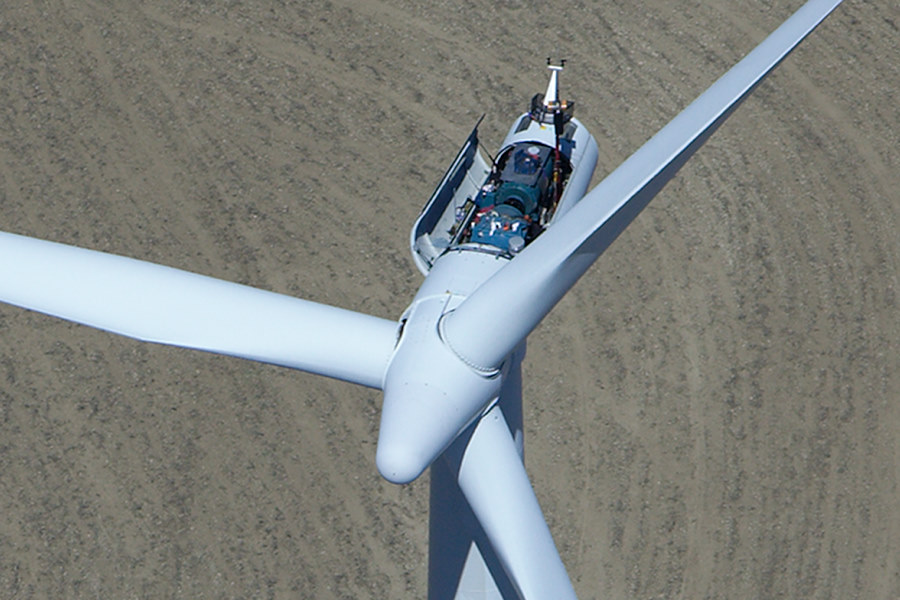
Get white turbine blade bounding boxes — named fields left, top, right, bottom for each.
left=0, top=232, right=397, bottom=388
left=447, top=404, right=576, bottom=600
left=443, top=0, right=842, bottom=372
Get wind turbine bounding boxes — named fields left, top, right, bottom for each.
left=0, top=0, right=844, bottom=597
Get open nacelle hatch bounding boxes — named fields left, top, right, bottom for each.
left=410, top=114, right=592, bottom=276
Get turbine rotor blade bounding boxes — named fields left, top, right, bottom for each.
left=0, top=232, right=397, bottom=388
left=442, top=0, right=843, bottom=372
left=447, top=404, right=576, bottom=600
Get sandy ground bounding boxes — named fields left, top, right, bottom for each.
left=1, top=0, right=898, bottom=598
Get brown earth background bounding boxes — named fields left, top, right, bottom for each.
left=1, top=1, right=898, bottom=598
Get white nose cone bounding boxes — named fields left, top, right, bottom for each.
left=376, top=441, right=426, bottom=485
left=376, top=380, right=451, bottom=484
left=376, top=298, right=502, bottom=484
left=377, top=354, right=501, bottom=484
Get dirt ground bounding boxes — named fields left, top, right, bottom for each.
left=1, top=1, right=898, bottom=598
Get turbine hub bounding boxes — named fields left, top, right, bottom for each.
left=377, top=296, right=502, bottom=484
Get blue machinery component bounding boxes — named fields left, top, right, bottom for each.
left=470, top=143, right=563, bottom=253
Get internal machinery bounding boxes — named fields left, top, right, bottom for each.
left=459, top=61, right=576, bottom=254
left=467, top=141, right=571, bottom=252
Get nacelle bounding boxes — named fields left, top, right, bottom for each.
left=410, top=99, right=598, bottom=274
